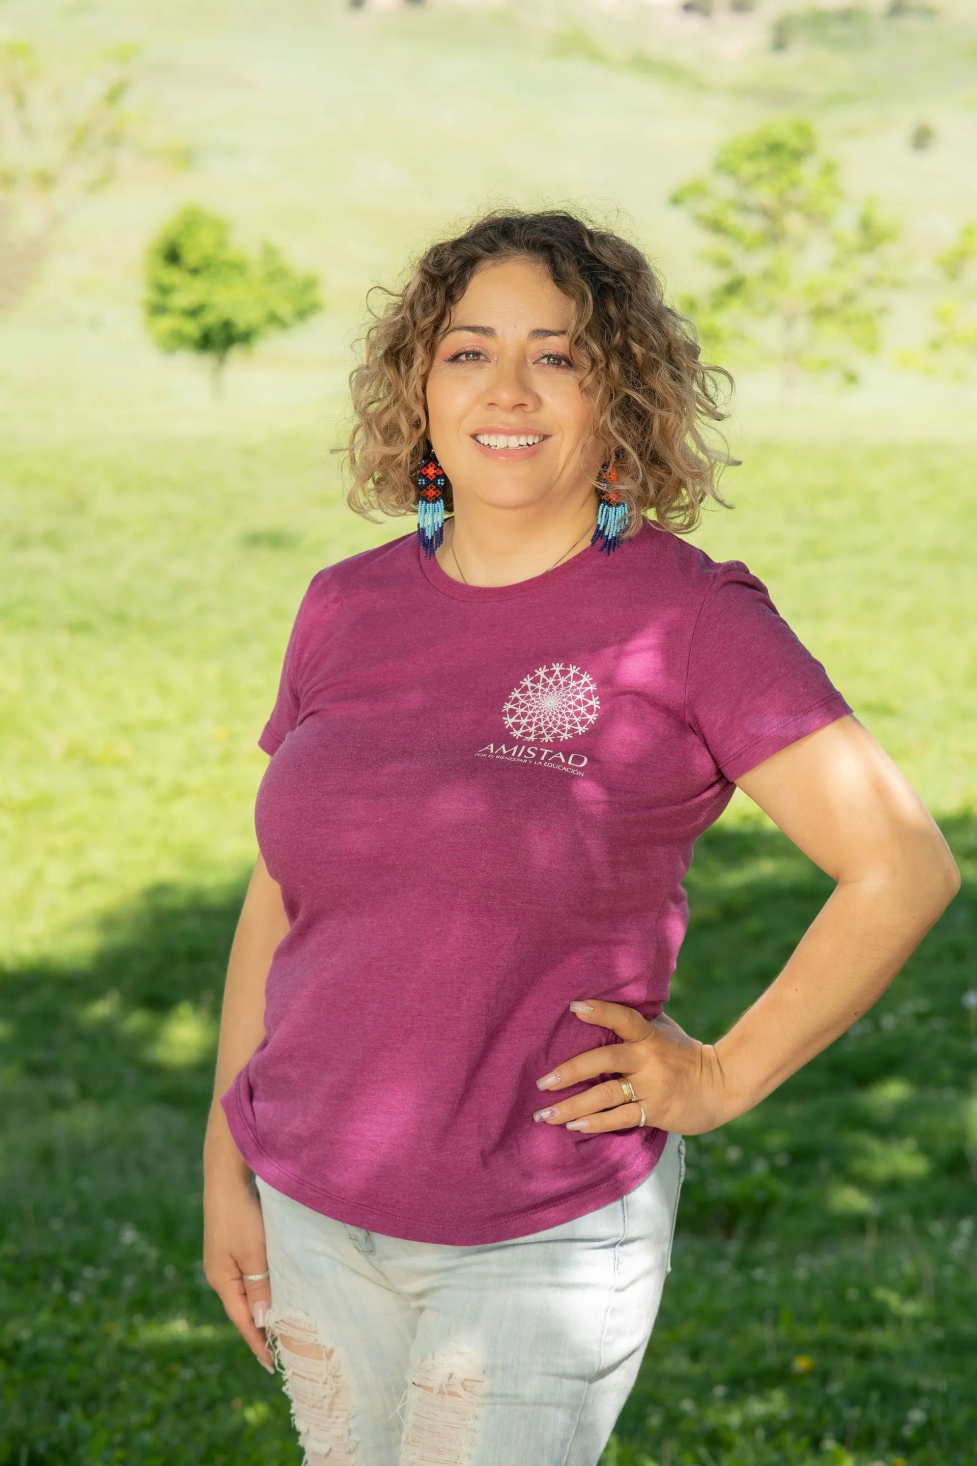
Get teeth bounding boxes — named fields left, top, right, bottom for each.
left=475, top=434, right=544, bottom=449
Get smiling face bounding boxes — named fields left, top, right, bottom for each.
left=424, top=257, right=601, bottom=517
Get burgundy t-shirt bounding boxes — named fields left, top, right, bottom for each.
left=223, top=522, right=849, bottom=1244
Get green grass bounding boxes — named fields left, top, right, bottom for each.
left=609, top=814, right=977, bottom=1466
left=1, top=0, right=977, bottom=1460
left=2, top=431, right=975, bottom=1464
left=2, top=819, right=974, bottom=1464
left=2, top=434, right=973, bottom=968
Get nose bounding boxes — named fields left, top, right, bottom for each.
left=482, top=349, right=540, bottom=414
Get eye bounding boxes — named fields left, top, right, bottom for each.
left=446, top=348, right=487, bottom=363
left=537, top=351, right=575, bottom=368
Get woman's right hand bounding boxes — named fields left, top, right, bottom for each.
left=203, top=1169, right=275, bottom=1372
left=202, top=855, right=290, bottom=1372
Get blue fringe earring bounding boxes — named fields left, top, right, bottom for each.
left=416, top=451, right=446, bottom=558
left=591, top=463, right=629, bottom=555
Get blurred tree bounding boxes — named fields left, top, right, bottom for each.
left=143, top=206, right=323, bottom=398
left=887, top=0, right=939, bottom=14
left=0, top=39, right=138, bottom=311
left=918, top=223, right=977, bottom=379
left=671, top=118, right=901, bottom=399
left=771, top=7, right=875, bottom=51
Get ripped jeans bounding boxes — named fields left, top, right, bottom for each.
left=255, top=1132, right=685, bottom=1466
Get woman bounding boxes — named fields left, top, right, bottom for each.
left=203, top=211, right=958, bottom=1466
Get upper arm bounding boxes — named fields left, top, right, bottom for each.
left=734, top=715, right=959, bottom=899
left=240, top=852, right=291, bottom=942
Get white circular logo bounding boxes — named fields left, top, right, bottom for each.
left=502, top=663, right=600, bottom=744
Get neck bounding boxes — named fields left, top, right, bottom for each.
left=435, top=491, right=597, bottom=588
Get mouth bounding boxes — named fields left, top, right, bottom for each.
left=472, top=431, right=548, bottom=458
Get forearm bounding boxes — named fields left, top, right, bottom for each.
left=204, top=854, right=290, bottom=1183
left=544, top=722, right=960, bottom=1141
left=714, top=855, right=957, bottom=1120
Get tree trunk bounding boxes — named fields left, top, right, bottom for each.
left=0, top=206, right=53, bottom=314
left=782, top=356, right=800, bottom=407
left=210, top=354, right=227, bottom=401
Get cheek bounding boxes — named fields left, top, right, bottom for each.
left=547, top=382, right=595, bottom=449
left=425, top=369, right=473, bottom=434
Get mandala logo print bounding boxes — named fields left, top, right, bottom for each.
left=502, top=664, right=600, bottom=744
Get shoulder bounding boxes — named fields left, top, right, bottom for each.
left=298, top=530, right=417, bottom=612
left=278, top=533, right=416, bottom=672
left=626, top=520, right=763, bottom=608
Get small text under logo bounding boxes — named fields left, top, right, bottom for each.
left=476, top=743, right=588, bottom=777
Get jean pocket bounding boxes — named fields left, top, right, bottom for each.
left=665, top=1135, right=686, bottom=1275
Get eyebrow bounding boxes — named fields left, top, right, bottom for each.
left=441, top=324, right=569, bottom=340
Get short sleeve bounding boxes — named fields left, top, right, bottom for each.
left=259, top=579, right=319, bottom=756
left=685, top=561, right=851, bottom=781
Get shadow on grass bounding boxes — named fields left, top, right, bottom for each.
left=619, top=812, right=977, bottom=1466
left=0, top=816, right=974, bottom=1464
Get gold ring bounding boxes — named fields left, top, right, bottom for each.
left=620, top=1079, right=638, bottom=1105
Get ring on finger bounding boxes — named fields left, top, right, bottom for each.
left=620, top=1079, right=638, bottom=1105
left=242, top=1271, right=270, bottom=1282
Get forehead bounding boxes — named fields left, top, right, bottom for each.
left=448, top=258, right=571, bottom=326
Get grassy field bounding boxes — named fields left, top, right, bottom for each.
left=1, top=1, right=976, bottom=1463
left=3, top=431, right=975, bottom=1466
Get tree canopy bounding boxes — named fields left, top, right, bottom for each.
left=923, top=223, right=977, bottom=379
left=671, top=118, right=901, bottom=397
left=0, top=38, right=138, bottom=311
left=143, top=205, right=323, bottom=396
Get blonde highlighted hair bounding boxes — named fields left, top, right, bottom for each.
left=345, top=210, right=733, bottom=536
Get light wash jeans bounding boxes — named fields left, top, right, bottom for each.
left=256, top=1132, right=685, bottom=1466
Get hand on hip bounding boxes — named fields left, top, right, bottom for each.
left=533, top=1000, right=727, bottom=1136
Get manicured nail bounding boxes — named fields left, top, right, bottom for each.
left=536, top=1072, right=560, bottom=1090
left=252, top=1301, right=268, bottom=1329
left=569, top=1002, right=594, bottom=1013
left=260, top=1359, right=275, bottom=1374
left=566, top=1120, right=590, bottom=1131
left=533, top=1108, right=557, bottom=1122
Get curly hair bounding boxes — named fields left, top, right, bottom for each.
left=345, top=210, right=733, bottom=537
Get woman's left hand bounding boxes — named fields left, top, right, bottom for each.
left=533, top=1001, right=729, bottom=1136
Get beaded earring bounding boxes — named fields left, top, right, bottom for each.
left=591, top=463, right=629, bottom=555
left=415, top=450, right=446, bottom=558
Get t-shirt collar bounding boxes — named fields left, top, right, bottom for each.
left=416, top=528, right=615, bottom=602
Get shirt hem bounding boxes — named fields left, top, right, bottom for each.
left=222, top=1080, right=668, bottom=1245
left=718, top=693, right=852, bottom=782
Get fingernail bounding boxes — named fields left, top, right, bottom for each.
left=252, top=1301, right=268, bottom=1329
left=260, top=1360, right=275, bottom=1374
left=569, top=1002, right=594, bottom=1013
left=533, top=1108, right=557, bottom=1122
left=566, top=1120, right=590, bottom=1131
left=536, top=1072, right=560, bottom=1090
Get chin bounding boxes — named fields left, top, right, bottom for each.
left=462, top=479, right=555, bottom=512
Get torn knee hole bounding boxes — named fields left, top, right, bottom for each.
left=400, top=1347, right=485, bottom=1466
left=275, top=1332, right=334, bottom=1362
left=266, top=1308, right=361, bottom=1466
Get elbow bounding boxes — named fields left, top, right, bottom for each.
left=938, top=848, right=962, bottom=906
left=857, top=823, right=962, bottom=927
left=908, top=830, right=961, bottom=923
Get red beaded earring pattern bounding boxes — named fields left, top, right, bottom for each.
left=416, top=451, right=446, bottom=558
left=591, top=463, right=629, bottom=555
